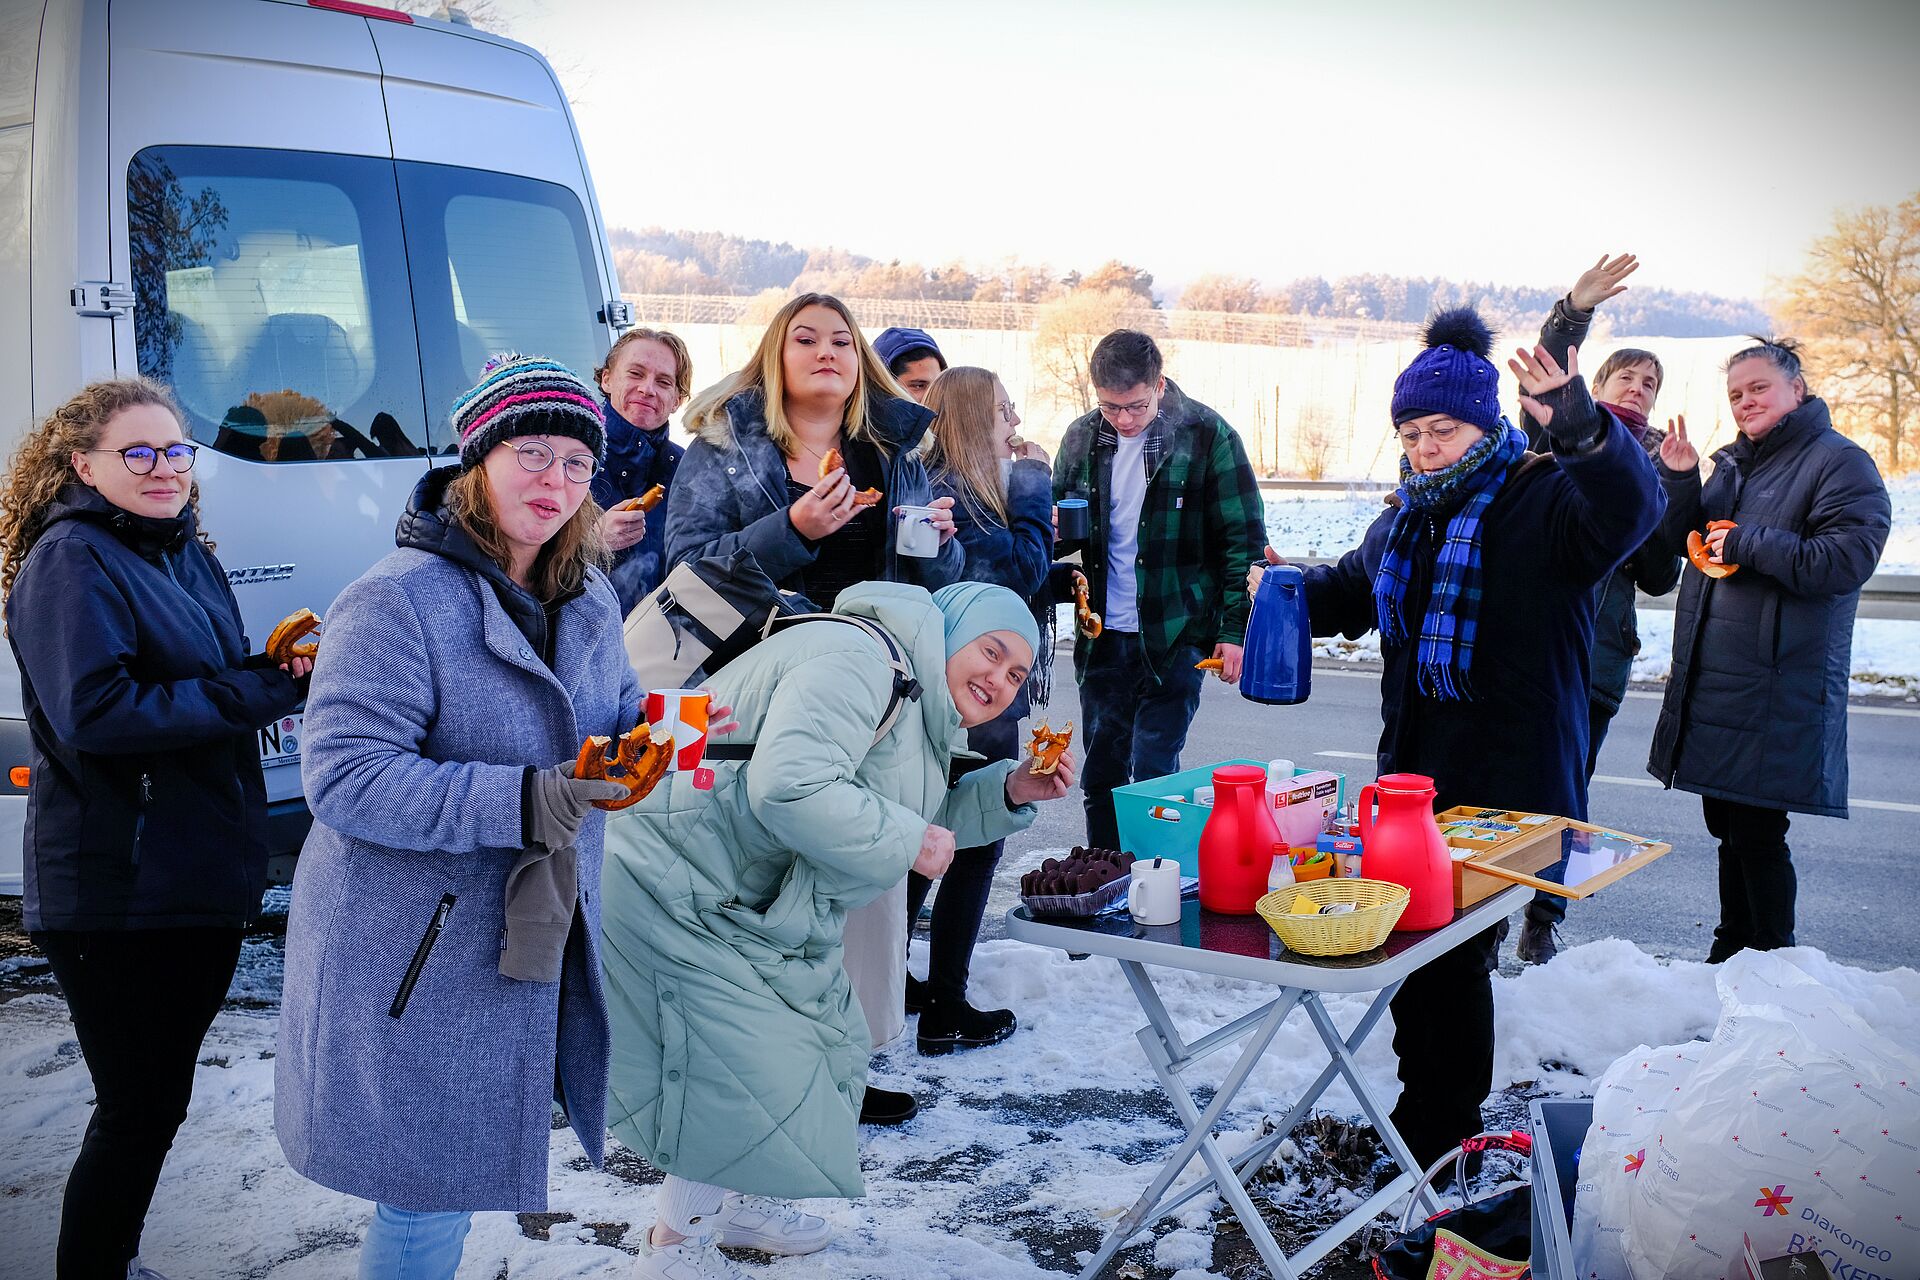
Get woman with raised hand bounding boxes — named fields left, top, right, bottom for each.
left=667, top=293, right=964, bottom=1126
left=275, top=354, right=640, bottom=1280
left=911, top=367, right=1055, bottom=1055
left=600, top=581, right=1074, bottom=1279
left=1250, top=310, right=1663, bottom=1174
left=1647, top=337, right=1890, bottom=962
left=2, top=378, right=307, bottom=1280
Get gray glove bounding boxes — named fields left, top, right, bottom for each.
left=525, top=761, right=628, bottom=851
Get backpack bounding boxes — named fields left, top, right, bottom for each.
left=622, top=550, right=922, bottom=760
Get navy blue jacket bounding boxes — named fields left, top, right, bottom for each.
left=7, top=486, right=302, bottom=930
left=589, top=403, right=683, bottom=615
left=1303, top=410, right=1663, bottom=820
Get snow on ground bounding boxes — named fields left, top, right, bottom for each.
left=4, top=902, right=1912, bottom=1279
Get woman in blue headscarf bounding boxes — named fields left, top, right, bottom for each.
left=599, top=580, right=1072, bottom=1278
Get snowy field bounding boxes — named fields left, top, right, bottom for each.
left=4, top=897, right=1914, bottom=1280
left=1264, top=480, right=1920, bottom=698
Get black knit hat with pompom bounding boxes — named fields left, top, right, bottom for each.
left=1390, top=308, right=1502, bottom=434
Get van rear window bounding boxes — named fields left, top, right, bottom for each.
left=130, top=146, right=608, bottom=463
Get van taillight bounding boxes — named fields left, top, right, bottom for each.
left=308, top=0, right=416, bottom=21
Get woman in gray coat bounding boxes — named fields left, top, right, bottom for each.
left=275, top=355, right=640, bottom=1280
left=1649, top=338, right=1890, bottom=962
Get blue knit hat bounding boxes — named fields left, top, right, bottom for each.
left=1390, top=309, right=1502, bottom=434
left=450, top=353, right=606, bottom=470
left=873, top=327, right=946, bottom=372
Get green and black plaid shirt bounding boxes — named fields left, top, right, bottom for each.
left=1052, top=380, right=1266, bottom=681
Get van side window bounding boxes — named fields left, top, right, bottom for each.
left=128, top=146, right=428, bottom=462
left=395, top=163, right=606, bottom=452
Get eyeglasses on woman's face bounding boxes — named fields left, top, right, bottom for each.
left=86, top=443, right=199, bottom=475
left=507, top=439, right=597, bottom=484
left=1396, top=419, right=1464, bottom=447
left=996, top=400, right=1019, bottom=425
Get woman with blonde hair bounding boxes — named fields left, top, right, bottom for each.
left=910, top=367, right=1056, bottom=1054
left=275, top=354, right=641, bottom=1280
left=3, top=378, right=308, bottom=1279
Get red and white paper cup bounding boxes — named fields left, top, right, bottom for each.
left=644, top=689, right=711, bottom=771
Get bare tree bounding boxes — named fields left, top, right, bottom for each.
left=1180, top=274, right=1264, bottom=313
left=1777, top=193, right=1920, bottom=471
left=1292, top=406, right=1339, bottom=482
left=1031, top=289, right=1156, bottom=416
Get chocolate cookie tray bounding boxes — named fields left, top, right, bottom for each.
left=1020, top=874, right=1132, bottom=919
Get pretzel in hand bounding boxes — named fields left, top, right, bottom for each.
left=1686, top=520, right=1739, bottom=579
left=1195, top=657, right=1224, bottom=673
left=1071, top=569, right=1103, bottom=639
left=573, top=723, right=674, bottom=811
left=620, top=484, right=666, bottom=514
left=819, top=447, right=884, bottom=507
left=1028, top=722, right=1074, bottom=776
left=266, top=609, right=322, bottom=664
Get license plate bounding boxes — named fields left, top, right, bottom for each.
left=259, top=713, right=303, bottom=765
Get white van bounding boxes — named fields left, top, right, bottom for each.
left=0, top=0, right=633, bottom=891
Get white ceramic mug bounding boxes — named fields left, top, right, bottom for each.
left=1127, top=856, right=1182, bottom=926
left=895, top=504, right=941, bottom=558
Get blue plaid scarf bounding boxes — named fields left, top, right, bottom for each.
left=1373, top=420, right=1527, bottom=701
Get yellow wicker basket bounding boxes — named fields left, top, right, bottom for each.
left=1256, top=878, right=1410, bottom=957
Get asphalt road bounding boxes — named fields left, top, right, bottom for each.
left=982, top=661, right=1920, bottom=973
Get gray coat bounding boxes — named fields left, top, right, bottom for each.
left=1647, top=398, right=1890, bottom=817
left=275, top=541, right=640, bottom=1213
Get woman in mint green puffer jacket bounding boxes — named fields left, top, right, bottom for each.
left=599, top=582, right=1074, bottom=1274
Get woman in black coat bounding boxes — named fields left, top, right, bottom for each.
left=1253, top=311, right=1664, bottom=1169
left=1, top=378, right=308, bottom=1280
left=1647, top=338, right=1890, bottom=962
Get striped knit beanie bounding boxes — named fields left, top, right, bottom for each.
left=451, top=353, right=605, bottom=470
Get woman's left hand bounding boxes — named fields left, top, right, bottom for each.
left=1006, top=750, right=1075, bottom=806
left=1704, top=524, right=1732, bottom=563
left=280, top=656, right=314, bottom=680
left=926, top=495, right=958, bottom=545
left=1509, top=343, right=1579, bottom=426
left=695, top=687, right=741, bottom=736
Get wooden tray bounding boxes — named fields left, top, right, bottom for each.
left=1437, top=807, right=1570, bottom=908
left=1463, top=820, right=1673, bottom=901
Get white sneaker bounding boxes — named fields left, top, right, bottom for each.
left=710, top=1193, right=832, bottom=1255
left=633, top=1231, right=748, bottom=1280
left=126, top=1261, right=171, bottom=1280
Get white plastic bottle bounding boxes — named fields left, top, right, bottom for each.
left=1268, top=843, right=1296, bottom=893
left=1265, top=758, right=1295, bottom=809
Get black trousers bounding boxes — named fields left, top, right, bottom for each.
left=1079, top=632, right=1205, bottom=853
left=31, top=927, right=244, bottom=1279
left=1526, top=697, right=1617, bottom=928
left=1388, top=926, right=1499, bottom=1171
left=1701, top=796, right=1795, bottom=961
left=907, top=707, right=1022, bottom=1007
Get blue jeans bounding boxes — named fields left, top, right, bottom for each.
left=359, top=1204, right=472, bottom=1280
left=1080, top=632, right=1205, bottom=853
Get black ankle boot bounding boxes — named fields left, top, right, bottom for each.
left=917, top=998, right=1017, bottom=1055
left=858, top=1085, right=918, bottom=1126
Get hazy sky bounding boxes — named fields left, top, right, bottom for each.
left=495, top=0, right=1918, bottom=302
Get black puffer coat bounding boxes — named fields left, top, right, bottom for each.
left=1647, top=398, right=1890, bottom=817
left=6, top=485, right=302, bottom=930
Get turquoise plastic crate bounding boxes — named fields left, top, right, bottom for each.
left=1111, top=759, right=1345, bottom=874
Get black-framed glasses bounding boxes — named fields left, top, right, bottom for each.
left=507, top=440, right=597, bottom=484
left=1396, top=421, right=1464, bottom=446
left=1097, top=397, right=1155, bottom=421
left=87, top=444, right=199, bottom=475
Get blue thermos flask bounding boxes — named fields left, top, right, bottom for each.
left=1239, top=563, right=1312, bottom=705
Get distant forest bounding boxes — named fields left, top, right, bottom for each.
left=608, top=226, right=1772, bottom=339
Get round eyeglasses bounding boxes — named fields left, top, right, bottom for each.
left=1396, top=421, right=1464, bottom=446
left=508, top=440, right=597, bottom=484
left=87, top=443, right=199, bottom=475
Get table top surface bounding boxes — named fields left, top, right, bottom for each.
left=1006, top=885, right=1528, bottom=993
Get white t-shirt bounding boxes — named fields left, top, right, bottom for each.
left=1104, top=428, right=1151, bottom=632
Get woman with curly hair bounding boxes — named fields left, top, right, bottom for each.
left=2, top=378, right=309, bottom=1280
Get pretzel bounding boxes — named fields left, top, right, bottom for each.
left=1027, top=722, right=1073, bottom=776
left=1686, top=520, right=1739, bottom=579
left=265, top=609, right=322, bottom=664
left=818, top=447, right=884, bottom=507
left=573, top=723, right=674, bottom=811
left=1195, top=658, right=1224, bottom=672
left=620, top=484, right=666, bottom=513
left=1071, top=570, right=1103, bottom=639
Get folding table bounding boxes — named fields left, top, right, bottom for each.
left=1006, top=884, right=1529, bottom=1279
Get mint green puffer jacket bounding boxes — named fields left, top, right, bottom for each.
left=598, top=582, right=1035, bottom=1198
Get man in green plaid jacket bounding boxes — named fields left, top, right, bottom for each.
left=1051, top=330, right=1266, bottom=851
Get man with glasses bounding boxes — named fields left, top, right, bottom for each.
left=1052, top=329, right=1265, bottom=852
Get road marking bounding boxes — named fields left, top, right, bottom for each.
left=1310, top=667, right=1382, bottom=680
left=1317, top=759, right=1920, bottom=814
left=1591, top=773, right=1663, bottom=789
left=1316, top=750, right=1374, bottom=761
left=1623, top=689, right=1920, bottom=719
